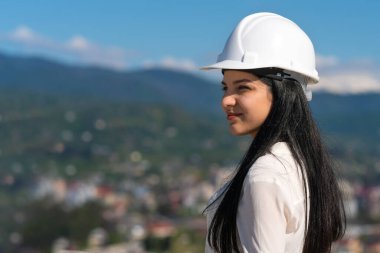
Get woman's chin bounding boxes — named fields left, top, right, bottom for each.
left=229, top=128, right=247, bottom=136
left=229, top=127, right=258, bottom=137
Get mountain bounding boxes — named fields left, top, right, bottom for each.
left=0, top=52, right=221, bottom=114
left=0, top=51, right=379, bottom=174
left=1, top=52, right=380, bottom=253
left=310, top=92, right=380, bottom=140
left=1, top=51, right=380, bottom=116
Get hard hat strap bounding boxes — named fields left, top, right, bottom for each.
left=265, top=73, right=291, bottom=82
left=263, top=73, right=313, bottom=101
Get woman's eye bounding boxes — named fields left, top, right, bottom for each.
left=238, top=85, right=250, bottom=91
left=221, top=86, right=227, bottom=91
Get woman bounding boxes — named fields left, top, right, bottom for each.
left=201, top=12, right=346, bottom=253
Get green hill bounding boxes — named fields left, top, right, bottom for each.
left=0, top=52, right=380, bottom=252
left=0, top=51, right=379, bottom=182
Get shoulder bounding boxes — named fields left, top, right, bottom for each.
left=244, top=142, right=306, bottom=204
left=248, top=142, right=297, bottom=183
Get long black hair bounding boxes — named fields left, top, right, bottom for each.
left=205, top=69, right=346, bottom=253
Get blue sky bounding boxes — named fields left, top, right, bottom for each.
left=1, top=0, right=380, bottom=93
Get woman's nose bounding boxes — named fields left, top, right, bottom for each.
left=221, top=94, right=236, bottom=109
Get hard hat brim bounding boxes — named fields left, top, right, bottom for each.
left=200, top=60, right=253, bottom=71
left=200, top=60, right=319, bottom=84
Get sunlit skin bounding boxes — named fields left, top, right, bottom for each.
left=221, top=70, right=273, bottom=138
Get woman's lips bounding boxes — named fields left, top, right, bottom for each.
left=227, top=113, right=243, bottom=121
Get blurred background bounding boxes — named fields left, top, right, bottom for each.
left=0, top=1, right=379, bottom=253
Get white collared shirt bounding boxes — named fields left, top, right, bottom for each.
left=205, top=142, right=309, bottom=253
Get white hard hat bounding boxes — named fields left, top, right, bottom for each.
left=201, top=12, right=319, bottom=99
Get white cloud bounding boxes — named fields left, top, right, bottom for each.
left=64, top=35, right=128, bottom=70
left=311, top=55, right=380, bottom=94
left=143, top=57, right=198, bottom=72
left=67, top=36, right=90, bottom=50
left=6, top=26, right=61, bottom=51
left=312, top=71, right=380, bottom=94
left=316, top=54, right=339, bottom=68
left=1, top=25, right=128, bottom=70
left=10, top=26, right=39, bottom=42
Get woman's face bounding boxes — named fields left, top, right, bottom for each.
left=221, top=70, right=273, bottom=138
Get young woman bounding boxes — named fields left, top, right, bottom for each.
left=201, top=13, right=346, bottom=253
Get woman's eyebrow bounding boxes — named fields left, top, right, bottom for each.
left=221, top=79, right=253, bottom=86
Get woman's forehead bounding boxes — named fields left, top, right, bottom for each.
left=222, top=70, right=260, bottom=82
